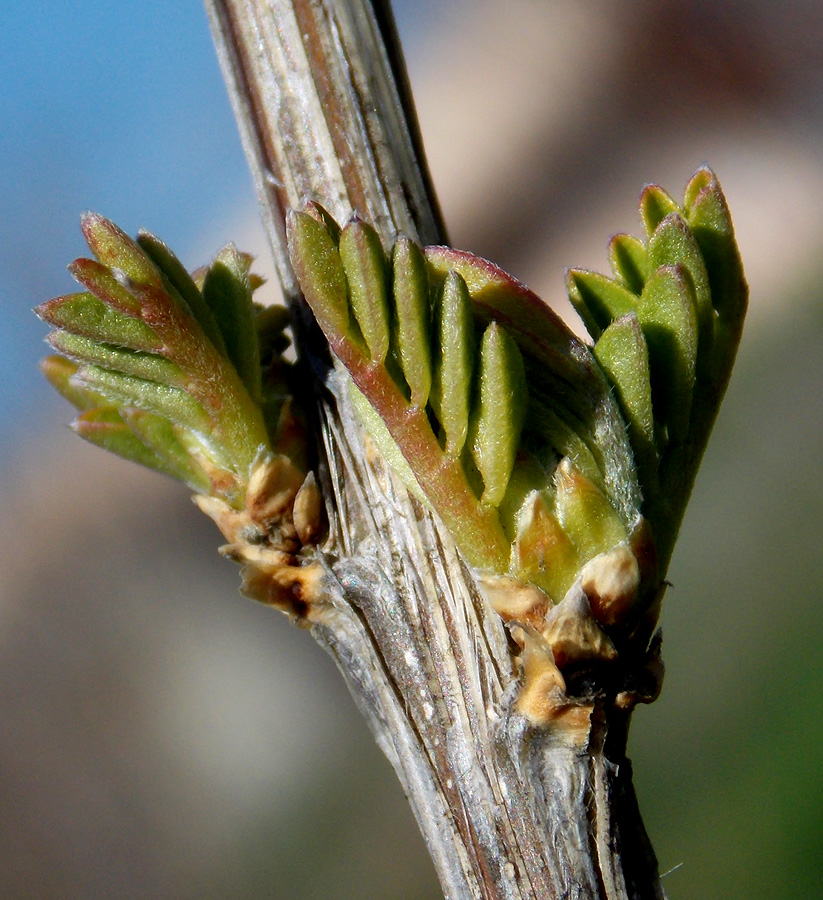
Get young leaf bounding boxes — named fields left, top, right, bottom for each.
left=72, top=406, right=180, bottom=474
left=119, top=408, right=212, bottom=493
left=68, top=257, right=145, bottom=315
left=431, top=270, right=474, bottom=457
left=137, top=230, right=228, bottom=356
left=287, top=209, right=355, bottom=356
left=608, top=233, right=647, bottom=294
left=392, top=236, right=432, bottom=406
left=471, top=322, right=527, bottom=507
left=554, top=459, right=627, bottom=560
left=639, top=184, right=679, bottom=236
left=47, top=331, right=187, bottom=388
left=35, top=291, right=162, bottom=353
left=637, top=264, right=698, bottom=447
left=593, top=315, right=657, bottom=492
left=339, top=218, right=390, bottom=363
left=684, top=169, right=748, bottom=369
left=646, top=212, right=713, bottom=358
left=515, top=491, right=581, bottom=601
left=201, top=245, right=262, bottom=404
left=566, top=269, right=637, bottom=340
left=39, top=355, right=107, bottom=411
left=81, top=213, right=165, bottom=289
left=73, top=364, right=213, bottom=437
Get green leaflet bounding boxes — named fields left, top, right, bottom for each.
left=68, top=258, right=145, bottom=315
left=287, top=210, right=353, bottom=352
left=566, top=269, right=637, bottom=341
left=471, top=323, right=527, bottom=507
left=202, top=246, right=263, bottom=405
left=339, top=219, right=390, bottom=363
left=431, top=270, right=474, bottom=457
left=39, top=355, right=107, bottom=411
left=554, top=460, right=627, bottom=561
left=36, top=291, right=162, bottom=353
left=594, top=315, right=657, bottom=494
left=567, top=168, right=747, bottom=574
left=638, top=265, right=698, bottom=448
left=47, top=331, right=187, bottom=389
left=81, top=213, right=165, bottom=289
left=684, top=168, right=747, bottom=379
left=288, top=209, right=642, bottom=601
left=391, top=237, right=432, bottom=407
left=137, top=230, right=228, bottom=357
left=647, top=212, right=713, bottom=361
left=119, top=408, right=212, bottom=493
left=74, top=364, right=213, bottom=437
left=37, top=214, right=279, bottom=505
left=41, top=355, right=176, bottom=475
left=608, top=233, right=648, bottom=294
left=639, top=184, right=680, bottom=235
left=72, top=406, right=183, bottom=475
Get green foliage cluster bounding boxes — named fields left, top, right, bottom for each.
left=35, top=168, right=744, bottom=616
left=567, top=167, right=747, bottom=571
left=36, top=214, right=292, bottom=507
left=288, top=209, right=637, bottom=602
left=288, top=167, right=745, bottom=606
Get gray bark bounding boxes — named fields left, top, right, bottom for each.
left=205, top=2, right=666, bottom=897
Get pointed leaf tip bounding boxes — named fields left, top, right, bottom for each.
left=80, top=212, right=164, bottom=288
left=554, top=459, right=627, bottom=560
left=608, top=233, right=648, bottom=295
left=137, top=229, right=228, bottom=356
left=639, top=185, right=680, bottom=236
left=683, top=166, right=715, bottom=211
left=647, top=211, right=713, bottom=355
left=566, top=268, right=637, bottom=341
left=39, top=354, right=107, bottom=411
left=202, top=244, right=262, bottom=404
left=66, top=258, right=144, bottom=315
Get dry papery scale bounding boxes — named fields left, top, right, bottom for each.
left=36, top=1, right=747, bottom=898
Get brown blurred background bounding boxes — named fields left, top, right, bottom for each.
left=2, top=1, right=822, bottom=897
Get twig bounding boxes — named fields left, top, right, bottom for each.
left=205, top=2, right=666, bottom=898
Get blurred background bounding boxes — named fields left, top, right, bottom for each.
left=2, top=1, right=822, bottom=897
